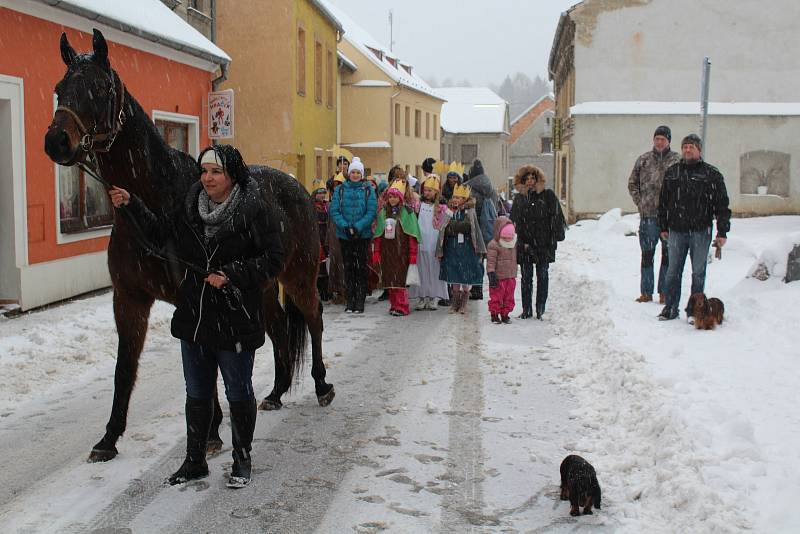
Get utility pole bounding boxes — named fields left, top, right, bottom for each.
left=389, top=9, right=395, bottom=52
left=699, top=57, right=711, bottom=158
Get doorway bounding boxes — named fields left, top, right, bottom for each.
left=0, top=78, right=22, bottom=305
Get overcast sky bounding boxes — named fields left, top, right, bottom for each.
left=326, top=0, right=577, bottom=87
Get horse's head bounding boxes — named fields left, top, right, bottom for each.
left=44, top=29, right=125, bottom=165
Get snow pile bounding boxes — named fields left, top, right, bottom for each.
left=0, top=292, right=174, bottom=412
left=595, top=208, right=638, bottom=236
left=747, top=231, right=800, bottom=280
left=550, top=213, right=800, bottom=533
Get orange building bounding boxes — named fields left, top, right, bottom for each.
left=0, top=1, right=229, bottom=310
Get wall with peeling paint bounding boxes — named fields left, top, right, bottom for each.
left=572, top=0, right=800, bottom=103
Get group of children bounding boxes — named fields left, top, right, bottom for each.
left=313, top=156, right=520, bottom=322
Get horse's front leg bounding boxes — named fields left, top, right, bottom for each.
left=89, top=288, right=153, bottom=462
left=303, top=291, right=334, bottom=406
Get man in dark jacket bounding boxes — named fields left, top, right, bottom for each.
left=465, top=159, right=497, bottom=299
left=657, top=134, right=730, bottom=321
left=628, top=125, right=681, bottom=304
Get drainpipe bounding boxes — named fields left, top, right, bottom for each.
left=390, top=86, right=401, bottom=173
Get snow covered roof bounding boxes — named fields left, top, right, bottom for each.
left=337, top=49, right=357, bottom=71
left=341, top=141, right=391, bottom=148
left=571, top=101, right=800, bottom=116
left=46, top=0, right=230, bottom=65
left=318, top=0, right=441, bottom=100
left=437, top=87, right=509, bottom=134
left=511, top=92, right=555, bottom=125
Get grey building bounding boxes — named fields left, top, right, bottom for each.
left=161, top=0, right=214, bottom=39
left=438, top=87, right=510, bottom=192
left=509, top=94, right=555, bottom=181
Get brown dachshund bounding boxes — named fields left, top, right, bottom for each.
left=560, top=455, right=602, bottom=516
left=688, top=292, right=725, bottom=330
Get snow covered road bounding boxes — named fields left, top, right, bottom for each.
left=1, top=214, right=797, bottom=533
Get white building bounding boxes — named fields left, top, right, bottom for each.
left=438, top=87, right=510, bottom=190
left=549, top=0, right=800, bottom=221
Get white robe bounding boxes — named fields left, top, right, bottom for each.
left=409, top=202, right=449, bottom=300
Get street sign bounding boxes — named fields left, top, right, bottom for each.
left=208, top=89, right=234, bottom=139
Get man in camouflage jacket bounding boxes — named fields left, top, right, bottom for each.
left=628, top=125, right=681, bottom=304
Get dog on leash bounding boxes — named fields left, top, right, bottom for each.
left=560, top=455, right=602, bottom=516
left=688, top=292, right=725, bottom=330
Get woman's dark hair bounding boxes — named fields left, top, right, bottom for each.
left=336, top=155, right=350, bottom=165
left=388, top=165, right=406, bottom=182
left=198, top=144, right=250, bottom=184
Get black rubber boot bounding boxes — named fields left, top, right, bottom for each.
left=168, top=397, right=213, bottom=485
left=227, top=398, right=257, bottom=488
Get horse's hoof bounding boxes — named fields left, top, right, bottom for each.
left=207, top=437, right=223, bottom=456
left=317, top=385, right=335, bottom=407
left=88, top=446, right=118, bottom=463
left=259, top=397, right=282, bottom=411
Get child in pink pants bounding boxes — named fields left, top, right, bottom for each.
left=486, top=217, right=517, bottom=324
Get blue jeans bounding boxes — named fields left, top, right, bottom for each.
left=180, top=340, right=255, bottom=402
left=639, top=217, right=668, bottom=295
left=664, top=228, right=712, bottom=315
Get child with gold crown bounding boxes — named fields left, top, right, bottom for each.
left=373, top=180, right=421, bottom=316
left=436, top=182, right=486, bottom=314
left=410, top=173, right=450, bottom=310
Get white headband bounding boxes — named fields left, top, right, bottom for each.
left=200, top=149, right=223, bottom=167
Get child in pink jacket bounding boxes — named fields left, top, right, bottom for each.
left=486, top=216, right=518, bottom=324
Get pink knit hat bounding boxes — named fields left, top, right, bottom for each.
left=500, top=223, right=515, bottom=240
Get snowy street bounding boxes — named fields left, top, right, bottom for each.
left=1, top=215, right=798, bottom=533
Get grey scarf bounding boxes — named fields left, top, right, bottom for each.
left=197, top=183, right=242, bottom=240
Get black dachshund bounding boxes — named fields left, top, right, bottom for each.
left=560, top=455, right=602, bottom=516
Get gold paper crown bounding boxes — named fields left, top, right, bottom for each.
left=452, top=183, right=471, bottom=198
left=387, top=179, right=407, bottom=196
left=448, top=161, right=465, bottom=176
left=333, top=172, right=345, bottom=183
left=422, top=174, right=441, bottom=191
left=432, top=160, right=449, bottom=177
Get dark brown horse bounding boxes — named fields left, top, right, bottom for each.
left=44, top=29, right=334, bottom=462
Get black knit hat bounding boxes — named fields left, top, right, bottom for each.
left=654, top=125, right=671, bottom=141
left=422, top=157, right=436, bottom=173
left=336, top=155, right=350, bottom=165
left=198, top=144, right=250, bottom=184
left=681, top=133, right=702, bottom=151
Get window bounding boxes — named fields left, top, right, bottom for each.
left=404, top=106, right=410, bottom=136
left=297, top=26, right=306, bottom=95
left=394, top=103, right=401, bottom=135
left=296, top=154, right=306, bottom=183
left=541, top=137, right=552, bottom=153
left=155, top=119, right=189, bottom=153
left=316, top=155, right=322, bottom=180
left=415, top=165, right=422, bottom=178
left=314, top=40, right=322, bottom=104
left=326, top=48, right=334, bottom=108
left=414, top=109, right=421, bottom=138
left=425, top=112, right=430, bottom=139
left=404, top=164, right=410, bottom=175
left=433, top=114, right=438, bottom=140
left=462, top=144, right=478, bottom=165
left=58, top=165, right=113, bottom=234
left=327, top=156, right=334, bottom=179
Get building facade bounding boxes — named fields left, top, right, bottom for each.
left=549, top=0, right=800, bottom=221
left=216, top=0, right=341, bottom=190
left=322, top=0, right=443, bottom=182
left=0, top=0, right=228, bottom=310
left=161, top=0, right=214, bottom=39
left=438, top=87, right=510, bottom=191
left=509, top=94, right=555, bottom=182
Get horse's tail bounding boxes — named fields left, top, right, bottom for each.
left=283, top=295, right=307, bottom=389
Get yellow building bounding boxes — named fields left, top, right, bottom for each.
left=322, top=1, right=444, bottom=181
left=216, top=0, right=342, bottom=190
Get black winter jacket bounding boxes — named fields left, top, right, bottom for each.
left=510, top=188, right=566, bottom=264
left=658, top=159, right=731, bottom=237
left=126, top=177, right=284, bottom=352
